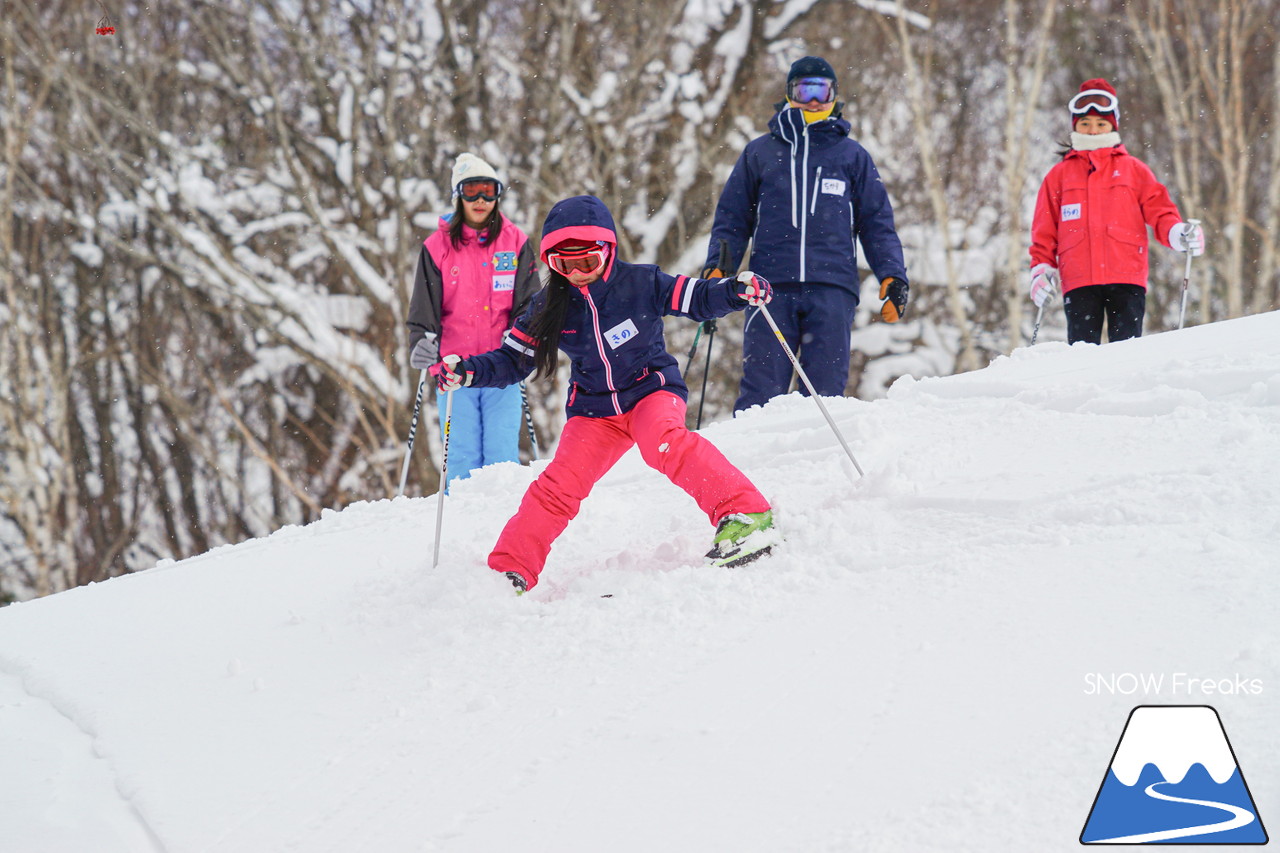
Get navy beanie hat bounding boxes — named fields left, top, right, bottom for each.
left=787, top=56, right=837, bottom=87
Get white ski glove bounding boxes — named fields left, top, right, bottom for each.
left=1168, top=222, right=1205, bottom=257
left=1029, top=263, right=1060, bottom=308
left=410, top=333, right=440, bottom=369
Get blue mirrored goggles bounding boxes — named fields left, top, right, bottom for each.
left=788, top=77, right=836, bottom=104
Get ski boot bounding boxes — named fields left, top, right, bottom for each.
left=706, top=510, right=777, bottom=568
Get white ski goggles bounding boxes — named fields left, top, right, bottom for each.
left=547, top=245, right=608, bottom=277
left=1068, top=89, right=1119, bottom=118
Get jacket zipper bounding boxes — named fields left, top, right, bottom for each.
left=582, top=288, right=622, bottom=415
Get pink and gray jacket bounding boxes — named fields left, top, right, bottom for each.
left=406, top=213, right=540, bottom=359
left=463, top=195, right=750, bottom=419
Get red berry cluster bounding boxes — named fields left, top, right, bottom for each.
left=96, top=1, right=115, bottom=35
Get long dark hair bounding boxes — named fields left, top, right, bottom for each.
left=528, top=270, right=573, bottom=380
left=448, top=198, right=503, bottom=248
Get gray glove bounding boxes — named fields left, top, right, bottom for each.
left=409, top=333, right=439, bottom=369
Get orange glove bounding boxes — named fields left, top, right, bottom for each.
left=879, top=277, right=908, bottom=323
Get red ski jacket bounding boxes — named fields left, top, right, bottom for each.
left=1030, top=144, right=1182, bottom=293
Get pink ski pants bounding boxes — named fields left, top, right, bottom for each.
left=488, top=391, right=769, bottom=589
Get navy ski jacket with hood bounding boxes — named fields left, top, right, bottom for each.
left=706, top=106, right=907, bottom=301
left=462, top=195, right=749, bottom=419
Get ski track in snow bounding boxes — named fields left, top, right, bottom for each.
left=0, top=670, right=165, bottom=853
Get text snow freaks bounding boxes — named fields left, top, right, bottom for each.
left=1083, top=673, right=1263, bottom=697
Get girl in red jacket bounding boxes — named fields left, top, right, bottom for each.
left=406, top=153, right=541, bottom=489
left=1029, top=78, right=1205, bottom=344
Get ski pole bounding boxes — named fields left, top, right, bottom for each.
left=1177, top=218, right=1200, bottom=330
left=1030, top=304, right=1045, bottom=346
left=756, top=302, right=864, bottom=479
left=432, top=358, right=459, bottom=569
left=519, top=381, right=539, bottom=461
left=683, top=322, right=705, bottom=375
left=695, top=318, right=716, bottom=430
left=397, top=367, right=429, bottom=496
left=690, top=239, right=730, bottom=428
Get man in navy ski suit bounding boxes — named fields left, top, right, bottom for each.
left=706, top=56, right=909, bottom=413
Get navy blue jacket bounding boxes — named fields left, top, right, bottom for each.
left=464, top=196, right=747, bottom=419
left=706, top=106, right=907, bottom=301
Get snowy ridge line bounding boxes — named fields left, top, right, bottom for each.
left=139, top=498, right=434, bottom=574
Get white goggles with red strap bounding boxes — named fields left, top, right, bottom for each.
left=1068, top=89, right=1119, bottom=118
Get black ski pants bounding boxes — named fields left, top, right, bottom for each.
left=1062, top=283, right=1146, bottom=345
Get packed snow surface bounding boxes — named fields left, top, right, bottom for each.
left=3, top=312, right=1279, bottom=852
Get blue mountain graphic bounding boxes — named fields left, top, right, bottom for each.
left=1081, top=762, right=1268, bottom=844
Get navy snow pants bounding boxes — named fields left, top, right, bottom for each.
left=734, top=282, right=859, bottom=414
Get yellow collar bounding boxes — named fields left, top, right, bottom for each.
left=790, top=103, right=834, bottom=124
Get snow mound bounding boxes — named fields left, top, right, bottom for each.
left=3, top=312, right=1279, bottom=852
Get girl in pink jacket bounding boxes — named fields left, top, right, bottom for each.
left=1029, top=78, right=1205, bottom=344
left=406, top=153, right=541, bottom=488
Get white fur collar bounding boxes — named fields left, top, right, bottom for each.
left=1071, top=131, right=1122, bottom=151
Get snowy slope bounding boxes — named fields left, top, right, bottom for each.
left=2, top=313, right=1279, bottom=852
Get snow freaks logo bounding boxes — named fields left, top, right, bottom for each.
left=1084, top=672, right=1264, bottom=697
left=1080, top=706, right=1268, bottom=845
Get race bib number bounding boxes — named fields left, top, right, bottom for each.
left=821, top=178, right=846, bottom=195
left=492, top=274, right=515, bottom=292
left=603, top=318, right=639, bottom=350
left=1061, top=203, right=1082, bottom=221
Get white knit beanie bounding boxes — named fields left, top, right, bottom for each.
left=450, top=153, right=500, bottom=197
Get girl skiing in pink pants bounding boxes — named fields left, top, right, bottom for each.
left=434, top=195, right=776, bottom=592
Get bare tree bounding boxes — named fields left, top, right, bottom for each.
left=1126, top=0, right=1275, bottom=325
left=999, top=0, right=1060, bottom=349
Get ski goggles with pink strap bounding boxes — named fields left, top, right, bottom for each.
left=1068, top=89, right=1119, bottom=118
